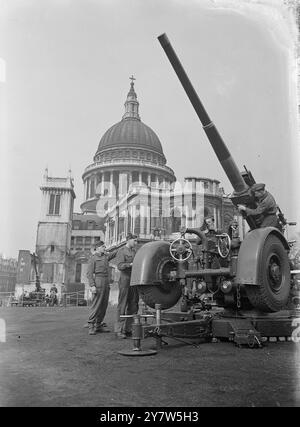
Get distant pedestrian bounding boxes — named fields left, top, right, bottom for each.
left=49, top=283, right=58, bottom=306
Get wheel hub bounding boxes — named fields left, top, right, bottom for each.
left=268, top=255, right=282, bottom=291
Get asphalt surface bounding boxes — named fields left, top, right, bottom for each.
left=0, top=305, right=299, bottom=407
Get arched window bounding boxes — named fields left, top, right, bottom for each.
left=48, top=194, right=60, bottom=215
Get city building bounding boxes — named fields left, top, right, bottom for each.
left=0, top=255, right=18, bottom=293
left=105, top=176, right=237, bottom=248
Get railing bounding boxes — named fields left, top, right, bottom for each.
left=83, top=159, right=175, bottom=175
left=0, top=292, right=17, bottom=307
left=0, top=291, right=90, bottom=308
left=62, top=291, right=89, bottom=307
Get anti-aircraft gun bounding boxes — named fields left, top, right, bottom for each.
left=127, top=34, right=297, bottom=348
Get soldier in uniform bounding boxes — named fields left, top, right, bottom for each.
left=200, top=215, right=221, bottom=235
left=237, top=183, right=281, bottom=231
left=86, top=241, right=117, bottom=336
left=114, top=233, right=139, bottom=339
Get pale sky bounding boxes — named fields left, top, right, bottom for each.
left=0, top=0, right=299, bottom=258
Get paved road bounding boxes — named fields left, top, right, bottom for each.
left=0, top=306, right=299, bottom=407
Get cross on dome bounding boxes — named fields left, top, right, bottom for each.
left=122, top=76, right=140, bottom=121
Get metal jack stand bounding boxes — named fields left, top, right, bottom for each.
left=118, top=314, right=157, bottom=357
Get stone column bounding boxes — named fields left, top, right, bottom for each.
left=86, top=178, right=90, bottom=199
left=100, top=173, right=105, bottom=195
left=139, top=172, right=142, bottom=186
left=140, top=203, right=146, bottom=236
left=128, top=172, right=132, bottom=188
left=147, top=173, right=151, bottom=187
left=125, top=210, right=128, bottom=236
left=106, top=221, right=110, bottom=245
left=84, top=180, right=87, bottom=200
left=218, top=208, right=221, bottom=231
left=91, top=175, right=96, bottom=198
left=156, top=175, right=159, bottom=189
left=109, top=171, right=113, bottom=196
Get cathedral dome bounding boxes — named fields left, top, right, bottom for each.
left=81, top=77, right=176, bottom=215
left=94, top=78, right=164, bottom=160
left=96, top=119, right=164, bottom=156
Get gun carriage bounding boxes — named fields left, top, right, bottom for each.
left=119, top=34, right=299, bottom=354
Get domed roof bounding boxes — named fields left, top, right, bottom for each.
left=96, top=118, right=164, bottom=155
left=95, top=79, right=164, bottom=158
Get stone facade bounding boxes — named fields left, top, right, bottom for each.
left=0, top=255, right=18, bottom=293
left=105, top=177, right=237, bottom=249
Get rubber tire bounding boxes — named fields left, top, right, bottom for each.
left=137, top=283, right=182, bottom=310
left=245, top=234, right=290, bottom=312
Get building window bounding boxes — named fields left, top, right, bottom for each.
left=54, top=195, right=60, bottom=214
left=49, top=194, right=55, bottom=214
left=142, top=172, right=148, bottom=185
left=49, top=194, right=60, bottom=215
left=75, top=263, right=82, bottom=283
left=85, top=237, right=91, bottom=245
left=73, top=221, right=80, bottom=230
left=50, top=245, right=55, bottom=253
left=132, top=171, right=139, bottom=184
left=87, top=221, right=94, bottom=230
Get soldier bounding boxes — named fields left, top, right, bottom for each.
left=237, top=183, right=281, bottom=231
left=200, top=215, right=218, bottom=233
left=50, top=283, right=58, bottom=294
left=86, top=241, right=117, bottom=336
left=114, top=233, right=139, bottom=339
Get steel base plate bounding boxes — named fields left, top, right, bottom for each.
left=118, top=349, right=157, bottom=357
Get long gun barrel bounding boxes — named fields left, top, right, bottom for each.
left=158, top=33, right=248, bottom=195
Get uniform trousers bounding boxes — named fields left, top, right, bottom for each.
left=88, top=276, right=110, bottom=327
left=114, top=273, right=139, bottom=334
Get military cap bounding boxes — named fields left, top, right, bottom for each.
left=126, top=233, right=138, bottom=241
left=251, top=183, right=265, bottom=192
left=95, top=240, right=105, bottom=248
left=204, top=215, right=215, bottom=222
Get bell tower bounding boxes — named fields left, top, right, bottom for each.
left=35, top=169, right=76, bottom=290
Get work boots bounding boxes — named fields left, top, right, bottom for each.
left=88, top=324, right=96, bottom=335
left=95, top=324, right=110, bottom=333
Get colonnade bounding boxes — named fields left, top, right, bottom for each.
left=84, top=170, right=172, bottom=200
